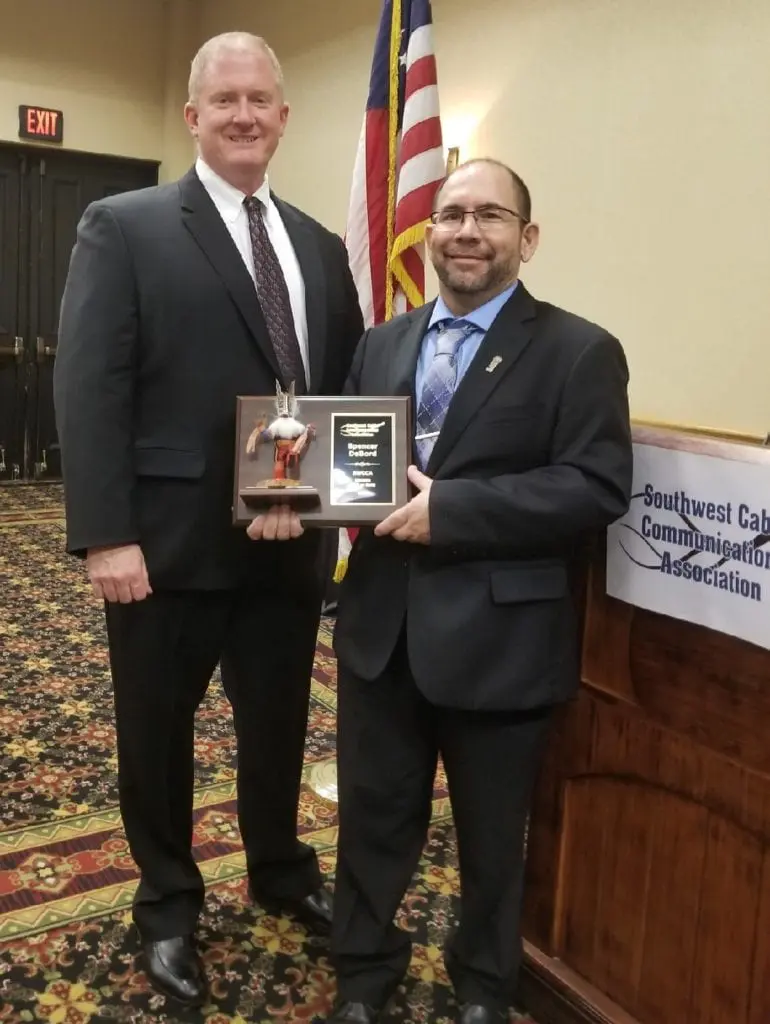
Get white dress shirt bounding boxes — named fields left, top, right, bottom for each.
left=195, top=157, right=310, bottom=387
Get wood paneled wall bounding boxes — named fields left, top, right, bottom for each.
left=519, top=428, right=770, bottom=1024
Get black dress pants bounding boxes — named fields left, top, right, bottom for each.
left=331, top=634, right=552, bottom=1011
left=105, top=587, right=323, bottom=939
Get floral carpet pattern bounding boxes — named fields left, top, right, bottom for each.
left=0, top=485, right=535, bottom=1023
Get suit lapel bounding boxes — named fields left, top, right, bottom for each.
left=427, top=284, right=537, bottom=474
left=391, top=303, right=435, bottom=395
left=272, top=196, right=327, bottom=393
left=178, top=168, right=281, bottom=380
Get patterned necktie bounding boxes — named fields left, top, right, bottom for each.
left=415, top=321, right=472, bottom=469
left=243, top=196, right=305, bottom=392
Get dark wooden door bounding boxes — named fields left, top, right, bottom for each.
left=0, top=147, right=26, bottom=481
left=0, top=144, right=158, bottom=482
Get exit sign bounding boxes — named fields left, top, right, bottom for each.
left=18, top=105, right=63, bottom=143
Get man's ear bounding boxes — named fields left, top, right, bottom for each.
left=279, top=102, right=290, bottom=136
left=520, top=221, right=540, bottom=263
left=184, top=102, right=199, bottom=137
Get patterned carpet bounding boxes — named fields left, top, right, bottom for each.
left=0, top=485, right=535, bottom=1024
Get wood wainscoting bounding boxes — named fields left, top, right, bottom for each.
left=518, top=427, right=770, bottom=1024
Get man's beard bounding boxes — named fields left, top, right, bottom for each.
left=435, top=255, right=513, bottom=295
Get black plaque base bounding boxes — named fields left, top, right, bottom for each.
left=240, top=483, right=320, bottom=509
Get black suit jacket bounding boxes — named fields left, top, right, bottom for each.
left=333, top=283, right=633, bottom=711
left=54, top=168, right=363, bottom=590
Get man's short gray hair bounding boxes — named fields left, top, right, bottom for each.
left=188, top=32, right=284, bottom=102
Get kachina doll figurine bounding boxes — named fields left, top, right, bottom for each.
left=245, top=381, right=316, bottom=489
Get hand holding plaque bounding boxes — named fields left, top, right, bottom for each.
left=234, top=389, right=411, bottom=527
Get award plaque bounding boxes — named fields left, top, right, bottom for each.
left=233, top=387, right=412, bottom=527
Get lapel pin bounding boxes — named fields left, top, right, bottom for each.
left=485, top=356, right=503, bottom=373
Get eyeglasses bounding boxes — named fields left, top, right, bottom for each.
left=429, top=206, right=528, bottom=230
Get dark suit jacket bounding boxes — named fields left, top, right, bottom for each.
left=333, top=283, right=633, bottom=711
left=54, top=168, right=363, bottom=590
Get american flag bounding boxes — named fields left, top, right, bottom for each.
left=346, top=0, right=445, bottom=326
left=334, top=0, right=445, bottom=582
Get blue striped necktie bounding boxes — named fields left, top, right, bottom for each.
left=415, top=321, right=473, bottom=469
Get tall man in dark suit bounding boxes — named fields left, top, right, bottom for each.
left=296, top=158, right=632, bottom=1024
left=53, top=32, right=363, bottom=1007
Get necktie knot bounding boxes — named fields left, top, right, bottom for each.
left=435, top=320, right=472, bottom=360
left=246, top=196, right=270, bottom=227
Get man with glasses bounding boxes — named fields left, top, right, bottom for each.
left=249, top=158, right=632, bottom=1024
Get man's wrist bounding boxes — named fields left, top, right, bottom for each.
left=87, top=541, right=140, bottom=556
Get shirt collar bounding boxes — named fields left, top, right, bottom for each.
left=428, top=281, right=518, bottom=333
left=195, top=156, right=272, bottom=223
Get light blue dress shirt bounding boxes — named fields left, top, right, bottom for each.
left=415, top=282, right=518, bottom=404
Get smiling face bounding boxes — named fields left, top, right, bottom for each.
left=184, top=45, right=289, bottom=195
left=426, top=161, right=540, bottom=315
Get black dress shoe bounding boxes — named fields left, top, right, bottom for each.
left=324, top=1001, right=380, bottom=1023
left=262, top=886, right=334, bottom=935
left=457, top=1004, right=508, bottom=1024
left=141, top=936, right=206, bottom=1006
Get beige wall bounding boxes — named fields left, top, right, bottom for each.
left=201, top=0, right=770, bottom=436
left=1, top=0, right=766, bottom=431
left=0, top=0, right=197, bottom=176
left=160, top=0, right=202, bottom=180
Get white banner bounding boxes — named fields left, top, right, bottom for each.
left=606, top=442, right=770, bottom=651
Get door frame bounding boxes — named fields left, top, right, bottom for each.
left=0, top=138, right=161, bottom=172
left=0, top=140, right=159, bottom=485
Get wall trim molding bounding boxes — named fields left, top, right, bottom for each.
left=518, top=943, right=641, bottom=1024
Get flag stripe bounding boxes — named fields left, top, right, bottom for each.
left=346, top=121, right=375, bottom=325
left=393, top=180, right=441, bottom=240
left=405, top=23, right=434, bottom=60
left=404, top=54, right=437, bottom=102
left=395, top=152, right=446, bottom=215
left=399, top=118, right=443, bottom=176
left=400, top=244, right=425, bottom=297
left=363, top=108, right=390, bottom=324
left=402, top=84, right=440, bottom=139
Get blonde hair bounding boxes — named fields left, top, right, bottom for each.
left=188, top=32, right=284, bottom=102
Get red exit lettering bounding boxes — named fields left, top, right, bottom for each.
left=19, top=106, right=63, bottom=142
left=27, top=109, right=58, bottom=135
